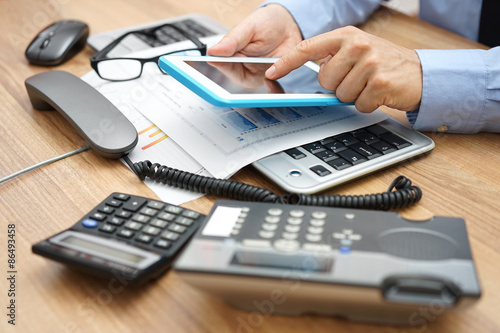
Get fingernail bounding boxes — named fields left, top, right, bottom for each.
left=266, top=65, right=276, bottom=78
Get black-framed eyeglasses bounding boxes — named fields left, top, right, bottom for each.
left=90, top=23, right=207, bottom=81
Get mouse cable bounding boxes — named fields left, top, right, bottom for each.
left=0, top=146, right=91, bottom=184
left=124, top=157, right=422, bottom=210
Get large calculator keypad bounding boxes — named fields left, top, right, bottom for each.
left=75, top=193, right=204, bottom=253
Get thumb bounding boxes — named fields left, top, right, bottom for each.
left=207, top=21, right=254, bottom=56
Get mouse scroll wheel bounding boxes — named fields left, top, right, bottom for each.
left=40, top=38, right=50, bottom=49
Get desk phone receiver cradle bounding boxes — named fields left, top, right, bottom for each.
left=25, top=70, right=138, bottom=159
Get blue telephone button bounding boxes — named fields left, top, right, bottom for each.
left=339, top=246, right=351, bottom=254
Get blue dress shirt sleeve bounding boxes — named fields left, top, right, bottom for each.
left=411, top=47, right=500, bottom=133
left=261, top=0, right=380, bottom=39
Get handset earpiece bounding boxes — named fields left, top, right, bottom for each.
left=25, top=70, right=138, bottom=159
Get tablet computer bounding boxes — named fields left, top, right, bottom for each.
left=158, top=55, right=348, bottom=108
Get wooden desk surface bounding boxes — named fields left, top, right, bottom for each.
left=1, top=1, right=499, bottom=332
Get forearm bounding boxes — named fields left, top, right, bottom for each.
left=409, top=47, right=500, bottom=133
left=261, top=0, right=380, bottom=39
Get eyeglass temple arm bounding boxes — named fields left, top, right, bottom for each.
left=91, top=24, right=208, bottom=62
left=91, top=31, right=139, bottom=61
left=149, top=23, right=207, bottom=51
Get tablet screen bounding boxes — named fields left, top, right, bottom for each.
left=184, top=60, right=333, bottom=95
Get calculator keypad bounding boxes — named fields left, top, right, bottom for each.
left=76, top=193, right=204, bottom=254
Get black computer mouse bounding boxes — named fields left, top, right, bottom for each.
left=25, top=20, right=89, bottom=66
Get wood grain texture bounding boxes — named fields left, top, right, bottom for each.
left=0, top=1, right=498, bottom=332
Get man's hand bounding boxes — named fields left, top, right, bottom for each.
left=208, top=4, right=302, bottom=58
left=265, top=26, right=423, bottom=112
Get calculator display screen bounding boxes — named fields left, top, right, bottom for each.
left=60, top=235, right=146, bottom=264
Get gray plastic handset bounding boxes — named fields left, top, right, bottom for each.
left=25, top=70, right=138, bottom=159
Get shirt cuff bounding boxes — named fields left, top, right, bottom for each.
left=413, top=49, right=487, bottom=133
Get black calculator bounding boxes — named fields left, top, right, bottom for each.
left=32, top=193, right=205, bottom=285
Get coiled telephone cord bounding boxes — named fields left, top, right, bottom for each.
left=125, top=158, right=422, bottom=210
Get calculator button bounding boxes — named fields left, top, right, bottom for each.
left=182, top=210, right=201, bottom=219
left=158, top=212, right=176, bottom=221
left=123, top=198, right=147, bottom=212
left=147, top=201, right=165, bottom=210
left=175, top=217, right=194, bottom=226
left=274, top=239, right=300, bottom=252
left=132, top=214, right=150, bottom=224
left=99, top=225, right=116, bottom=233
left=143, top=226, right=161, bottom=236
left=98, top=206, right=115, bottom=214
left=106, top=199, right=122, bottom=208
left=168, top=224, right=187, bottom=234
left=82, top=218, right=98, bottom=228
left=231, top=230, right=240, bottom=236
left=107, top=217, right=124, bottom=226
left=161, top=231, right=180, bottom=241
left=155, top=239, right=171, bottom=249
left=117, top=230, right=135, bottom=239
left=140, top=207, right=159, bottom=217
left=150, top=219, right=169, bottom=229
left=89, top=212, right=107, bottom=221
left=164, top=205, right=183, bottom=214
left=125, top=221, right=143, bottom=231
left=136, top=234, right=153, bottom=244
left=116, top=211, right=132, bottom=219
left=113, top=194, right=130, bottom=201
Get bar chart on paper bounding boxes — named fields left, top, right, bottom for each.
left=138, top=124, right=169, bottom=150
